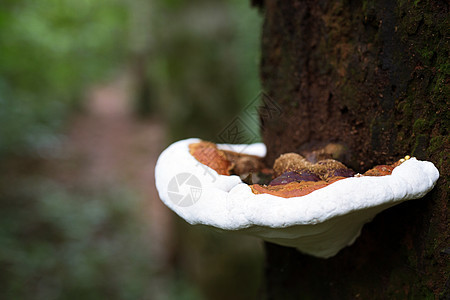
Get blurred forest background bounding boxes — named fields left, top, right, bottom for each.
left=0, top=0, right=263, bottom=299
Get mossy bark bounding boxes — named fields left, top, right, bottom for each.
left=259, top=0, right=449, bottom=298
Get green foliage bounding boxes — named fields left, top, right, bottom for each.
left=0, top=180, right=154, bottom=299
left=0, top=0, right=128, bottom=156
left=0, top=0, right=263, bottom=152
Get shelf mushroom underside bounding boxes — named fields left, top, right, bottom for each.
left=155, top=138, right=439, bottom=258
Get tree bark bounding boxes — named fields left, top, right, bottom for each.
left=259, top=0, right=449, bottom=298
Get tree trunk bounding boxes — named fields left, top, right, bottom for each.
left=258, top=0, right=449, bottom=298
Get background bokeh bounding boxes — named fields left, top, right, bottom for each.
left=0, top=0, right=263, bottom=299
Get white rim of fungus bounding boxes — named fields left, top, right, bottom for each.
left=155, top=138, right=440, bottom=257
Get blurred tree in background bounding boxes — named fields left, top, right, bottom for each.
left=144, top=0, right=262, bottom=142
left=0, top=0, right=263, bottom=299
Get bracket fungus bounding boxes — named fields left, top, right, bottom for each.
left=155, top=138, right=439, bottom=258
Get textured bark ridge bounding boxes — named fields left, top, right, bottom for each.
left=260, top=0, right=449, bottom=298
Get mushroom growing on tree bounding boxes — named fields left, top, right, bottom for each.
left=155, top=138, right=439, bottom=258
left=154, top=0, right=447, bottom=296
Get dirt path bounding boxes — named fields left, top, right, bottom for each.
left=47, top=71, right=174, bottom=269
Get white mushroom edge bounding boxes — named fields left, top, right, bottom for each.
left=155, top=138, right=440, bottom=258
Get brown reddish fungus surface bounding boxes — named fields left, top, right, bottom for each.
left=251, top=153, right=356, bottom=198
left=188, top=141, right=265, bottom=176
left=250, top=178, right=344, bottom=198
left=189, top=141, right=407, bottom=198
left=221, top=149, right=265, bottom=175
left=188, top=141, right=233, bottom=175
left=363, top=162, right=400, bottom=176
